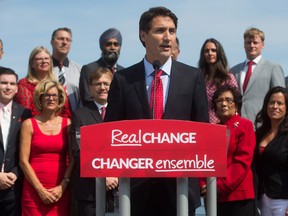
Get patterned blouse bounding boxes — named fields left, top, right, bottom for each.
left=206, top=73, right=238, bottom=124
left=14, top=78, right=71, bottom=118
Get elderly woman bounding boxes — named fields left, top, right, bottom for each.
left=202, top=85, right=256, bottom=215
left=20, top=80, right=74, bottom=216
left=14, top=46, right=71, bottom=118
left=255, top=86, right=288, bottom=216
left=198, top=38, right=238, bottom=124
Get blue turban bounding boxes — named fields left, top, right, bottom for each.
left=99, top=28, right=122, bottom=51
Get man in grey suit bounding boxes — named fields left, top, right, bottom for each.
left=231, top=27, right=285, bottom=124
left=231, top=27, right=285, bottom=216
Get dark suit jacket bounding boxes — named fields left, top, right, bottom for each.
left=0, top=102, right=31, bottom=194
left=71, top=101, right=102, bottom=201
left=255, top=131, right=288, bottom=199
left=79, top=58, right=124, bottom=106
left=104, top=60, right=209, bottom=212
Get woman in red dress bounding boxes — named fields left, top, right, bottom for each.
left=14, top=46, right=71, bottom=118
left=20, top=80, right=74, bottom=216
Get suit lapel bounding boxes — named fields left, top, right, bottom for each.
left=164, top=61, right=185, bottom=119
left=0, top=125, right=3, bottom=152
left=235, top=62, right=245, bottom=87
left=132, top=62, right=151, bottom=118
left=4, top=102, right=20, bottom=153
left=87, top=102, right=102, bottom=123
left=245, top=59, right=265, bottom=92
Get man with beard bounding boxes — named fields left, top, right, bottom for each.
left=79, top=28, right=124, bottom=105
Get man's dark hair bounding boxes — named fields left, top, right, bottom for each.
left=51, top=27, right=72, bottom=40
left=0, top=67, right=18, bottom=81
left=139, top=7, right=178, bottom=47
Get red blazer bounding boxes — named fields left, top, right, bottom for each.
left=217, top=114, right=256, bottom=202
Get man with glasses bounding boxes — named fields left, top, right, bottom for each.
left=71, top=67, right=117, bottom=215
left=79, top=28, right=124, bottom=105
left=51, top=27, right=82, bottom=111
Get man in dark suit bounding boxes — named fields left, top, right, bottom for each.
left=79, top=28, right=124, bottom=106
left=0, top=67, right=31, bottom=216
left=71, top=67, right=118, bottom=215
left=104, top=7, right=209, bottom=216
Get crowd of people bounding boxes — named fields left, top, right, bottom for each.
left=0, top=5, right=287, bottom=216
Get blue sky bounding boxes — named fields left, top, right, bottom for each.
left=1, top=0, right=287, bottom=79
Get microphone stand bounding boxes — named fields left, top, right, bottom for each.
left=152, top=60, right=160, bottom=120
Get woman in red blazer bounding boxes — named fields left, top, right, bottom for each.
left=209, top=85, right=256, bottom=215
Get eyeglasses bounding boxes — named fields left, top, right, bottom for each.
left=215, top=97, right=235, bottom=105
left=90, top=82, right=110, bottom=88
left=55, top=37, right=72, bottom=43
left=34, top=57, right=50, bottom=62
left=43, top=93, right=58, bottom=100
left=105, top=42, right=120, bottom=47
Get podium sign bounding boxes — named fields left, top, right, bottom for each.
left=81, top=120, right=227, bottom=178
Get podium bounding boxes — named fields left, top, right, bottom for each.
left=80, top=120, right=228, bottom=216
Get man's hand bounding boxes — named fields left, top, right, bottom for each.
left=106, top=177, right=118, bottom=191
left=0, top=172, right=16, bottom=190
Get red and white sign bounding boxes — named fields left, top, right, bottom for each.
left=80, top=120, right=227, bottom=178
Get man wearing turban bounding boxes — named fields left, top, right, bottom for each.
left=79, top=28, right=124, bottom=105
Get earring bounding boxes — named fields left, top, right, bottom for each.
left=235, top=110, right=238, bottom=116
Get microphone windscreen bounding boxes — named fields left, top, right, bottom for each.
left=152, top=60, right=161, bottom=70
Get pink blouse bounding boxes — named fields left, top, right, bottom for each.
left=206, top=73, right=238, bottom=124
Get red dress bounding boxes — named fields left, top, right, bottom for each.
left=22, top=118, right=70, bottom=216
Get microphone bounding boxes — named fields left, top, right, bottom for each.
left=153, top=60, right=160, bottom=71
left=152, top=60, right=161, bottom=119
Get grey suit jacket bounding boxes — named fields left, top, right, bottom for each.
left=231, top=58, right=285, bottom=124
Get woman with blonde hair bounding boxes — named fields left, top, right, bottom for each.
left=20, top=79, right=74, bottom=216
left=14, top=46, right=71, bottom=117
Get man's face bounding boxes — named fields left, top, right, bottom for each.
left=51, top=30, right=72, bottom=58
left=244, top=35, right=264, bottom=60
left=102, top=38, right=121, bottom=66
left=0, top=41, right=3, bottom=60
left=89, top=74, right=112, bottom=105
left=140, top=16, right=176, bottom=64
left=0, top=74, right=18, bottom=104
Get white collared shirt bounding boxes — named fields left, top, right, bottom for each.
left=240, top=55, right=262, bottom=92
left=94, top=101, right=107, bottom=115
left=0, top=101, right=12, bottom=152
